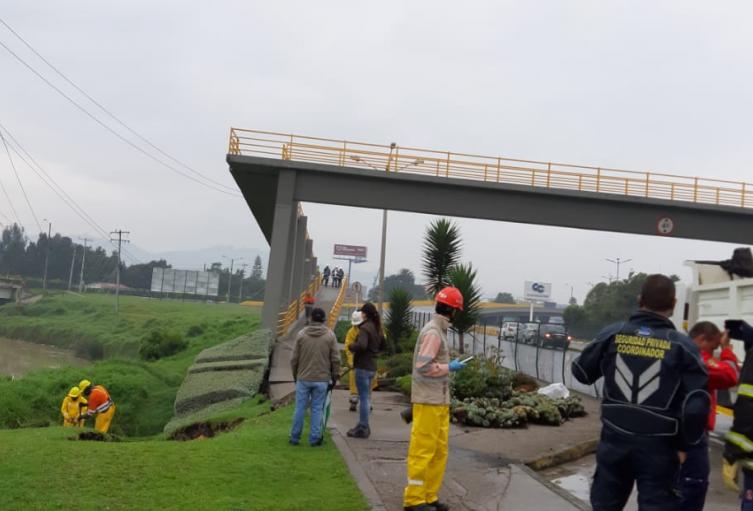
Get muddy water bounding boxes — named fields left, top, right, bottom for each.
left=0, top=337, right=89, bottom=378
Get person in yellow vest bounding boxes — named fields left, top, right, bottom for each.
left=60, top=386, right=85, bottom=427
left=344, top=309, right=378, bottom=412
left=403, top=287, right=469, bottom=511
left=79, top=379, right=116, bottom=433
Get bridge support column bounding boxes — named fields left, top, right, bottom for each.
left=303, top=239, right=314, bottom=288
left=262, top=170, right=299, bottom=330
left=289, top=215, right=308, bottom=313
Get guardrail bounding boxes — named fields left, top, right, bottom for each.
left=327, top=277, right=348, bottom=330
left=229, top=128, right=753, bottom=210
left=276, top=273, right=321, bottom=338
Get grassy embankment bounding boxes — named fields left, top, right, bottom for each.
left=0, top=293, right=368, bottom=510
left=0, top=293, right=260, bottom=436
left=0, top=398, right=368, bottom=511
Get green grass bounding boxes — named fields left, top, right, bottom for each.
left=0, top=293, right=257, bottom=358
left=0, top=399, right=369, bottom=511
left=0, top=294, right=260, bottom=436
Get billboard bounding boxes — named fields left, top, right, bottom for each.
left=524, top=281, right=551, bottom=300
left=151, top=268, right=220, bottom=297
left=334, top=244, right=367, bottom=258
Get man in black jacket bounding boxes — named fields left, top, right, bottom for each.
left=572, top=274, right=710, bottom=511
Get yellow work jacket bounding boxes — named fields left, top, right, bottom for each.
left=61, top=396, right=85, bottom=421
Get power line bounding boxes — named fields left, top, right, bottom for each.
left=0, top=130, right=41, bottom=232
left=0, top=16, right=240, bottom=195
left=0, top=158, right=22, bottom=229
left=0, top=37, right=240, bottom=197
left=0, top=122, right=141, bottom=264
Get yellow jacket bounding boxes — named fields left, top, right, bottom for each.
left=61, top=395, right=86, bottom=421
left=344, top=326, right=359, bottom=367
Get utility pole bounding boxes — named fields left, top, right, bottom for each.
left=42, top=219, right=51, bottom=290
left=223, top=256, right=235, bottom=303
left=67, top=245, right=77, bottom=291
left=78, top=238, right=89, bottom=293
left=238, top=263, right=248, bottom=302
left=377, top=142, right=396, bottom=316
left=605, top=257, right=632, bottom=281
left=110, top=230, right=130, bottom=313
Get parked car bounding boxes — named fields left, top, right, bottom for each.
left=538, top=324, right=572, bottom=349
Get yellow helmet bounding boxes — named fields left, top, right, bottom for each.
left=79, top=379, right=92, bottom=393
left=68, top=386, right=81, bottom=398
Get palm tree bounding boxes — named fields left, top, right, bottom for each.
left=421, top=218, right=462, bottom=296
left=386, top=287, right=413, bottom=353
left=448, top=263, right=482, bottom=354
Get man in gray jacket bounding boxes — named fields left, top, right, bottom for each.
left=289, top=307, right=340, bottom=446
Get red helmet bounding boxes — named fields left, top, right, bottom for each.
left=436, top=286, right=463, bottom=311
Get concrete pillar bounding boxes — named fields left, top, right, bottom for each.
left=289, top=216, right=308, bottom=310
left=262, top=170, right=298, bottom=329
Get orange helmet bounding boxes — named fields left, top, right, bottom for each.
left=436, top=286, right=463, bottom=311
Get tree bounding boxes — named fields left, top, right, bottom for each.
left=368, top=268, right=428, bottom=301
left=493, top=292, right=515, bottom=304
left=251, top=255, right=263, bottom=279
left=448, top=263, right=482, bottom=354
left=568, top=296, right=577, bottom=306
left=385, top=288, right=414, bottom=354
left=564, top=273, right=649, bottom=338
left=421, top=218, right=462, bottom=297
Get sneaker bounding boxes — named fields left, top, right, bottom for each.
left=346, top=425, right=370, bottom=439
left=428, top=502, right=449, bottom=511
left=289, top=439, right=299, bottom=446
left=310, top=438, right=323, bottom=447
left=349, top=397, right=358, bottom=412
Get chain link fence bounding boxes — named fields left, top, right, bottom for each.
left=409, top=312, right=602, bottom=398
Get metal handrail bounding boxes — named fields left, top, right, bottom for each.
left=276, top=272, right=321, bottom=338
left=327, top=277, right=348, bottom=330
left=229, top=128, right=753, bottom=209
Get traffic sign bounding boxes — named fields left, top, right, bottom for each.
left=657, top=217, right=674, bottom=236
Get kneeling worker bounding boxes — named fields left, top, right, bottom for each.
left=60, top=386, right=85, bottom=427
left=79, top=379, right=116, bottom=433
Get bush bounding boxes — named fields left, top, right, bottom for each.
left=139, top=330, right=188, bottom=361
left=186, top=324, right=206, bottom=338
left=397, top=330, right=418, bottom=353
left=380, top=352, right=414, bottom=378
left=395, top=375, right=412, bottom=395
left=451, top=357, right=514, bottom=401
left=73, top=339, right=105, bottom=360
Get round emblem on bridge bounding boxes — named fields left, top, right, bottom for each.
left=657, top=217, right=674, bottom=235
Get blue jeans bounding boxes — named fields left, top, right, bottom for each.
left=355, top=368, right=375, bottom=428
left=743, top=469, right=753, bottom=511
left=290, top=380, right=328, bottom=444
left=679, top=433, right=709, bottom=511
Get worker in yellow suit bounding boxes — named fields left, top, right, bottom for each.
left=404, top=287, right=469, bottom=511
left=79, top=379, right=116, bottom=433
left=60, top=386, right=85, bottom=427
left=344, top=310, right=378, bottom=411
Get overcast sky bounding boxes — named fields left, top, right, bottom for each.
left=1, top=2, right=751, bottom=303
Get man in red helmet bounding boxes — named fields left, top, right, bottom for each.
left=403, top=286, right=468, bottom=511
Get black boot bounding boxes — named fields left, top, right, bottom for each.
left=429, top=502, right=449, bottom=511
left=346, top=425, right=370, bottom=439
left=349, top=396, right=358, bottom=412
left=400, top=407, right=413, bottom=424
left=404, top=505, right=435, bottom=511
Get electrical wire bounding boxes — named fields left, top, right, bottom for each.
left=0, top=123, right=141, bottom=264
left=0, top=130, right=42, bottom=232
left=0, top=38, right=240, bottom=197
left=0, top=160, right=22, bottom=229
left=0, top=16, right=239, bottom=195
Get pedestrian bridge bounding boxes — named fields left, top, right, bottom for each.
left=226, top=128, right=753, bottom=327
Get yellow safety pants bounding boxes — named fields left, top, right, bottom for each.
left=403, top=403, right=450, bottom=508
left=95, top=405, right=116, bottom=433
left=63, top=418, right=79, bottom=428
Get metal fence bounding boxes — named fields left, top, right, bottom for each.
left=409, top=312, right=602, bottom=398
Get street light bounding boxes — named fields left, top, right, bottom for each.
left=605, top=257, right=632, bottom=281
left=351, top=150, right=423, bottom=316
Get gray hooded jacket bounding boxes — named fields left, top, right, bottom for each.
left=291, top=323, right=340, bottom=382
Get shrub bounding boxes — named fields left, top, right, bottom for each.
left=380, top=352, right=414, bottom=378
left=397, top=330, right=419, bottom=353
left=334, top=320, right=351, bottom=343
left=186, top=324, right=205, bottom=338
left=139, top=330, right=188, bottom=361
left=73, top=339, right=105, bottom=360
left=386, top=288, right=413, bottom=354
left=452, top=357, right=513, bottom=401
left=395, top=375, right=412, bottom=395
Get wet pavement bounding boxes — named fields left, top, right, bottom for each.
left=540, top=432, right=739, bottom=510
